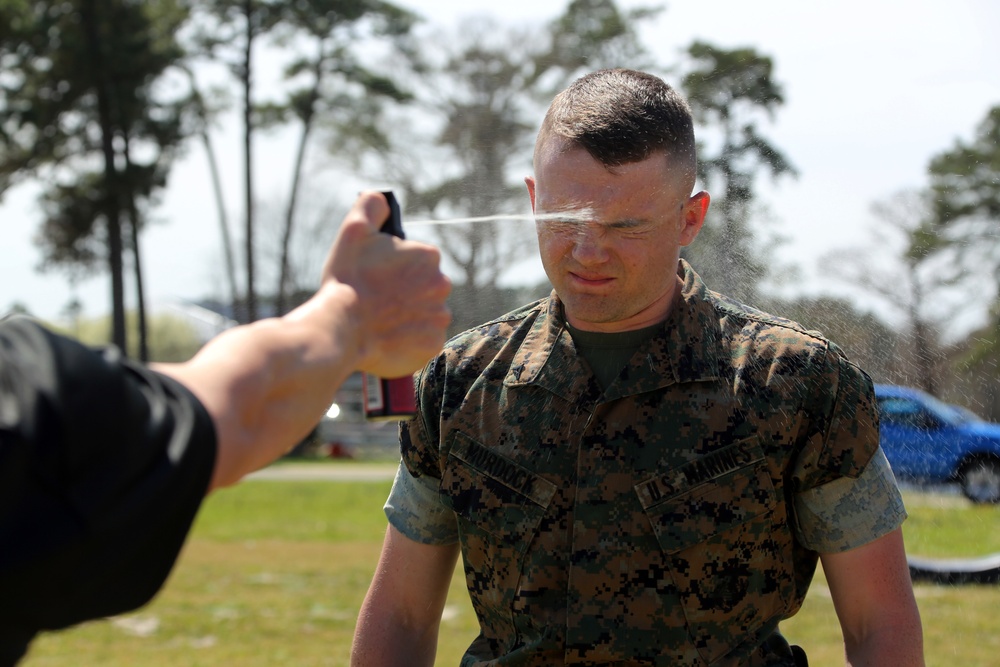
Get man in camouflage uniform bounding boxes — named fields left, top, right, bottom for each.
left=351, top=69, right=924, bottom=666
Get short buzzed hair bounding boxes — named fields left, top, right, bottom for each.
left=534, top=68, right=697, bottom=187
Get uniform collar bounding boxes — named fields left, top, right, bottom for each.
left=503, top=295, right=600, bottom=403
left=504, top=260, right=721, bottom=402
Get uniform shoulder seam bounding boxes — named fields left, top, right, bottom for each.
left=707, top=290, right=831, bottom=347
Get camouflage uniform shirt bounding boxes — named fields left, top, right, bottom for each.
left=388, top=261, right=905, bottom=666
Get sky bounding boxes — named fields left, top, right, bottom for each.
left=2, top=0, right=999, bottom=333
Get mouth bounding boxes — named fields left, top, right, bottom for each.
left=569, top=272, right=615, bottom=288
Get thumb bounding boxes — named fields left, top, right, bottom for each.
left=322, top=192, right=392, bottom=281
left=350, top=191, right=392, bottom=233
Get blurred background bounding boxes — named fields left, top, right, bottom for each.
left=2, top=0, right=999, bottom=422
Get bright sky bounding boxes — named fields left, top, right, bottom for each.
left=2, top=0, right=999, bottom=331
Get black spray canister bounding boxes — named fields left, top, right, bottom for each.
left=362, top=191, right=418, bottom=421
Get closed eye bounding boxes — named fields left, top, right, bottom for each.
left=606, top=219, right=657, bottom=238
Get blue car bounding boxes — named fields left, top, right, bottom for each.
left=875, top=384, right=1000, bottom=503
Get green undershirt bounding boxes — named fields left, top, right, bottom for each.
left=565, top=321, right=663, bottom=391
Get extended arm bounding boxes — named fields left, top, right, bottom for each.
left=351, top=525, right=460, bottom=666
left=154, top=192, right=451, bottom=490
left=822, top=528, right=924, bottom=666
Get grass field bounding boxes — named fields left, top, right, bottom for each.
left=20, top=464, right=1000, bottom=666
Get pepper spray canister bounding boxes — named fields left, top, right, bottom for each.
left=362, top=191, right=418, bottom=421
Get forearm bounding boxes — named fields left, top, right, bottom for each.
left=352, top=527, right=457, bottom=667
left=824, top=530, right=925, bottom=667
left=351, top=604, right=440, bottom=667
left=844, top=621, right=925, bottom=667
left=155, top=283, right=363, bottom=490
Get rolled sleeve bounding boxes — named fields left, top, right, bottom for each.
left=794, top=447, right=907, bottom=553
left=384, top=462, right=458, bottom=545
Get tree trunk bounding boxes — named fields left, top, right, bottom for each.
left=183, top=65, right=240, bottom=318
left=242, top=0, right=257, bottom=322
left=904, top=261, right=938, bottom=396
left=123, top=138, right=149, bottom=362
left=203, top=127, right=240, bottom=319
left=275, top=67, right=321, bottom=316
left=80, top=0, right=127, bottom=350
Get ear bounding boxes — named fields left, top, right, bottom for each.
left=525, top=176, right=537, bottom=212
left=679, top=191, right=710, bottom=246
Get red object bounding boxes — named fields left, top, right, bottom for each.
left=363, top=373, right=416, bottom=421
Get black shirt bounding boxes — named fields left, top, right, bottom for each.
left=565, top=321, right=663, bottom=390
left=0, top=318, right=217, bottom=665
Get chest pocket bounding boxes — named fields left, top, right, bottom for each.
left=441, top=432, right=556, bottom=549
left=635, top=438, right=782, bottom=665
left=440, top=431, right=556, bottom=643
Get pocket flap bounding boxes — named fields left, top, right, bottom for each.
left=441, top=432, right=556, bottom=542
left=635, top=439, right=776, bottom=554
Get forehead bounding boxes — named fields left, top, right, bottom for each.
left=533, top=143, right=683, bottom=219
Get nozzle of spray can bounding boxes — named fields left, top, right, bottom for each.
left=362, top=191, right=418, bottom=421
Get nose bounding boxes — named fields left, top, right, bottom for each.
left=570, top=223, right=609, bottom=265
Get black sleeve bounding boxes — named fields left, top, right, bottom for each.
left=0, top=318, right=217, bottom=653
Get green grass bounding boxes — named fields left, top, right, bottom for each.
left=190, top=479, right=393, bottom=543
left=20, top=478, right=1000, bottom=666
left=898, top=491, right=1000, bottom=557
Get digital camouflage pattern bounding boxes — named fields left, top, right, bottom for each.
left=399, top=261, right=882, bottom=666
